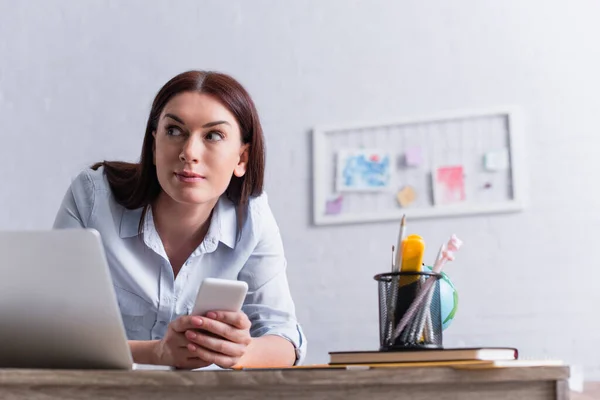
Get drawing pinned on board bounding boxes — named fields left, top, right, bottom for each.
left=324, top=195, right=343, bottom=215
left=396, top=186, right=417, bottom=207
left=483, top=149, right=509, bottom=171
left=432, top=166, right=466, bottom=205
left=336, top=149, right=392, bottom=192
left=404, top=146, right=423, bottom=167
left=312, top=107, right=523, bottom=226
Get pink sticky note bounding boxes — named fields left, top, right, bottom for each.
left=405, top=147, right=422, bottom=167
left=433, top=166, right=466, bottom=205
left=325, top=195, right=343, bottom=215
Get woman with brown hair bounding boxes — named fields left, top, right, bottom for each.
left=53, top=70, right=305, bottom=369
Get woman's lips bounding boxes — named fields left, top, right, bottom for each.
left=174, top=171, right=206, bottom=183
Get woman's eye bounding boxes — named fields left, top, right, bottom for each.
left=206, top=131, right=224, bottom=142
left=166, top=126, right=183, bottom=137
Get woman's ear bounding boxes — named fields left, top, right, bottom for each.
left=233, top=144, right=249, bottom=178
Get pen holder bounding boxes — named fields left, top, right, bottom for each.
left=374, top=271, right=443, bottom=351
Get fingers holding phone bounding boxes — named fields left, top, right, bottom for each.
left=152, top=315, right=213, bottom=370
left=152, top=278, right=251, bottom=369
left=185, top=311, right=252, bottom=368
left=186, top=278, right=251, bottom=368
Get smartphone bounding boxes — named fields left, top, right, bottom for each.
left=191, top=277, right=248, bottom=317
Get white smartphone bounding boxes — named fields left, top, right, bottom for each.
left=191, top=277, right=248, bottom=317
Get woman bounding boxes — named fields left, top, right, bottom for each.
left=53, top=70, right=306, bottom=369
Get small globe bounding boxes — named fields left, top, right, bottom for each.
left=423, top=265, right=458, bottom=330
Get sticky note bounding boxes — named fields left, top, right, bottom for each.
left=433, top=165, right=466, bottom=205
left=483, top=149, right=509, bottom=171
left=404, top=147, right=422, bottom=167
left=325, top=195, right=343, bottom=215
left=396, top=186, right=417, bottom=207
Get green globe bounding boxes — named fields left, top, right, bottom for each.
left=423, top=265, right=458, bottom=331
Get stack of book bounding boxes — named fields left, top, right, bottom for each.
left=326, top=347, right=562, bottom=369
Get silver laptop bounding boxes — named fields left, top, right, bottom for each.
left=0, top=229, right=133, bottom=369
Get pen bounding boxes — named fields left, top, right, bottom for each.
left=412, top=244, right=445, bottom=342
left=392, top=215, right=406, bottom=273
left=386, top=215, right=407, bottom=346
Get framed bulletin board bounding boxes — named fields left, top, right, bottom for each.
left=311, top=106, right=526, bottom=226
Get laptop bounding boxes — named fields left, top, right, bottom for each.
left=0, top=229, right=133, bottom=369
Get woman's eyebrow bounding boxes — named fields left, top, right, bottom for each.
left=163, top=113, right=230, bottom=129
left=164, top=113, right=185, bottom=125
left=202, top=120, right=231, bottom=128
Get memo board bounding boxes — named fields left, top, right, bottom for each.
left=311, top=107, right=526, bottom=226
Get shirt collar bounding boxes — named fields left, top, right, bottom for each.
left=213, top=195, right=238, bottom=249
left=118, top=196, right=238, bottom=251
left=119, top=207, right=143, bottom=239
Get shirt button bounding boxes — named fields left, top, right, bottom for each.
left=153, top=335, right=161, bottom=340
left=159, top=321, right=166, bottom=326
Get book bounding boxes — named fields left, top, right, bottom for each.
left=328, top=347, right=518, bottom=365
left=452, top=359, right=563, bottom=369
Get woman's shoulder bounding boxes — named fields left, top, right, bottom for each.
left=245, top=190, right=282, bottom=233
left=69, top=165, right=111, bottom=195
left=66, top=165, right=134, bottom=231
left=65, top=166, right=116, bottom=215
left=247, top=190, right=272, bottom=216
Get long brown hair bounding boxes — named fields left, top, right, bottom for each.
left=92, top=70, right=265, bottom=237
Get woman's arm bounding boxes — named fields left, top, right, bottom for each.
left=129, top=340, right=159, bottom=364
left=236, top=194, right=306, bottom=366
left=236, top=335, right=296, bottom=368
left=181, top=310, right=295, bottom=369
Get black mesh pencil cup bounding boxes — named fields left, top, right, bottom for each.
left=374, top=271, right=443, bottom=351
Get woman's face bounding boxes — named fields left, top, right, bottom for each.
left=153, top=91, right=248, bottom=206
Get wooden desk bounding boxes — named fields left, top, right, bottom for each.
left=572, top=382, right=600, bottom=400
left=0, top=365, right=569, bottom=400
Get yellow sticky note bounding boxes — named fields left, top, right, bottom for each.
left=396, top=186, right=417, bottom=207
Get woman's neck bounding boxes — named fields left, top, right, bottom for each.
left=151, top=192, right=217, bottom=255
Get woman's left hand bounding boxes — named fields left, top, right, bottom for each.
left=184, top=311, right=252, bottom=369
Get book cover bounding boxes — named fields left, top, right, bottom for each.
left=329, top=347, right=518, bottom=365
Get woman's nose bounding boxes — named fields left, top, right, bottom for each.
left=179, top=137, right=202, bottom=163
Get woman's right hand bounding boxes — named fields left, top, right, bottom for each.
left=152, top=315, right=212, bottom=369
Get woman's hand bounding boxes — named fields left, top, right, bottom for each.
left=184, top=311, right=252, bottom=369
left=151, top=312, right=252, bottom=369
left=152, top=316, right=213, bottom=370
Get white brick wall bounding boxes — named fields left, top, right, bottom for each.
left=1, top=0, right=599, bottom=378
